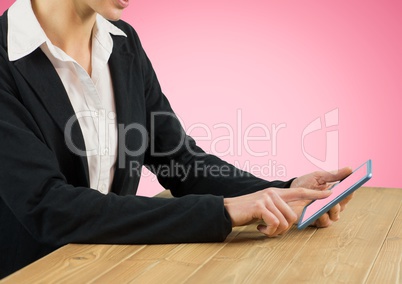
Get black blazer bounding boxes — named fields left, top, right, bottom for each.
left=0, top=11, right=293, bottom=277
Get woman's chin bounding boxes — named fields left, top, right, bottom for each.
left=101, top=10, right=123, bottom=21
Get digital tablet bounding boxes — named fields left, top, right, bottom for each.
left=298, top=159, right=372, bottom=230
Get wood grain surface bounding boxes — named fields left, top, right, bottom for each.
left=2, top=187, right=401, bottom=284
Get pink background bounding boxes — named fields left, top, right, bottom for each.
left=1, top=1, right=401, bottom=196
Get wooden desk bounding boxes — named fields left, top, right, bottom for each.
left=2, top=187, right=401, bottom=283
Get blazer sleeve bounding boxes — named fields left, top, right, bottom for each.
left=124, top=24, right=295, bottom=198
left=0, top=43, right=232, bottom=246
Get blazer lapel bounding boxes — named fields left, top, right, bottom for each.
left=13, top=49, right=90, bottom=183
left=109, top=37, right=135, bottom=127
left=11, top=30, right=140, bottom=194
left=108, top=35, right=138, bottom=194
left=14, top=49, right=75, bottom=132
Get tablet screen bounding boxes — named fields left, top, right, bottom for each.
left=298, top=160, right=372, bottom=229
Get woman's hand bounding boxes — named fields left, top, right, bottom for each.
left=290, top=167, right=353, bottom=227
left=224, top=187, right=332, bottom=237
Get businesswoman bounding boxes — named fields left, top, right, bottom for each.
left=0, top=0, right=352, bottom=277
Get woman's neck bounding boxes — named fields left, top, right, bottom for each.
left=31, top=0, right=96, bottom=75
